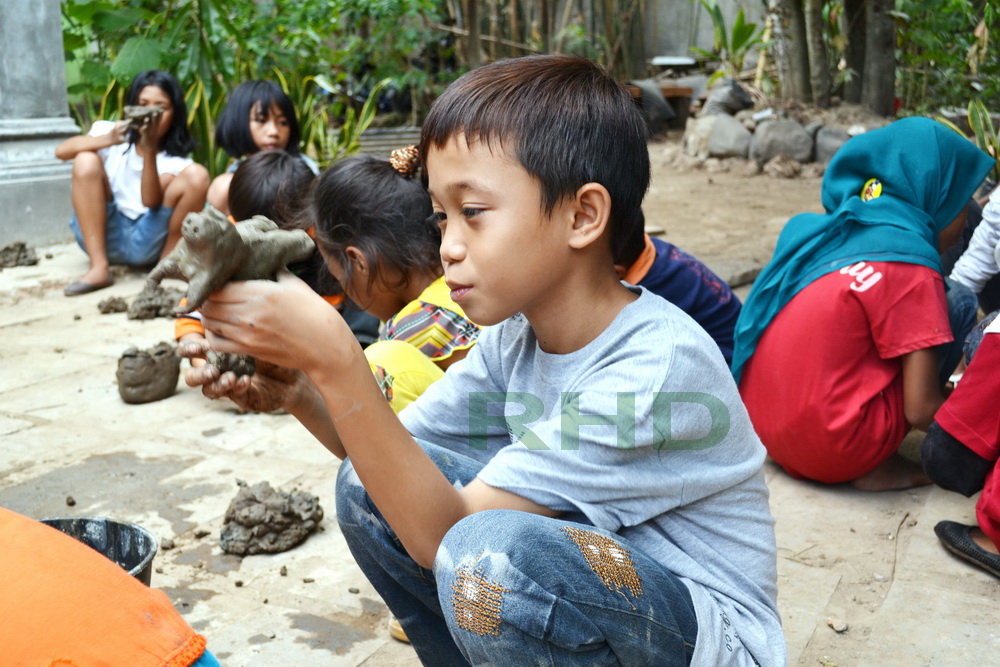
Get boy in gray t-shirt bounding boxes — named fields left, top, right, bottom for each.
left=182, top=54, right=783, bottom=665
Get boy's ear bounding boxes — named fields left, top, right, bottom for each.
left=567, top=183, right=612, bottom=250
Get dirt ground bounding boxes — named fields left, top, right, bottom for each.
left=3, top=135, right=1000, bottom=665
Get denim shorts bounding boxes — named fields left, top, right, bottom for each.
left=69, top=201, right=173, bottom=267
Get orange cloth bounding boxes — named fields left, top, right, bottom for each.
left=623, top=234, right=656, bottom=285
left=0, top=507, right=206, bottom=666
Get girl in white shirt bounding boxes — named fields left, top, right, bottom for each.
left=56, top=69, right=210, bottom=296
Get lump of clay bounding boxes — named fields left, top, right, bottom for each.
left=117, top=342, right=181, bottom=404
left=0, top=242, right=38, bottom=269
left=122, top=105, right=163, bottom=131
left=206, top=349, right=255, bottom=377
left=220, top=479, right=323, bottom=556
left=143, top=207, right=315, bottom=313
left=98, top=296, right=128, bottom=314
left=127, top=284, right=185, bottom=320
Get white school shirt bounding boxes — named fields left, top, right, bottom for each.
left=950, top=189, right=1000, bottom=293
left=88, top=120, right=194, bottom=220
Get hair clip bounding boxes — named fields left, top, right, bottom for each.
left=389, top=145, right=420, bottom=178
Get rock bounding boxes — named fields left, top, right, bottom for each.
left=826, top=617, right=849, bottom=633
left=220, top=479, right=324, bottom=556
left=802, top=162, right=827, bottom=179
left=750, top=119, right=814, bottom=164
left=803, top=121, right=823, bottom=139
left=815, top=126, right=851, bottom=165
left=763, top=155, right=802, bottom=179
left=707, top=113, right=752, bottom=159
left=699, top=78, right=753, bottom=116
left=682, top=115, right=718, bottom=160
left=116, top=342, right=180, bottom=404
left=704, top=158, right=730, bottom=174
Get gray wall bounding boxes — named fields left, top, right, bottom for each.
left=0, top=0, right=80, bottom=249
left=643, top=0, right=766, bottom=62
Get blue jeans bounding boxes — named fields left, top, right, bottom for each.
left=70, top=200, right=173, bottom=267
left=939, top=277, right=979, bottom=386
left=335, top=441, right=698, bottom=666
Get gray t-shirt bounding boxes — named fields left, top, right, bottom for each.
left=401, top=287, right=785, bottom=666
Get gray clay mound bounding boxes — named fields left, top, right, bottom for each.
left=220, top=479, right=324, bottom=556
left=116, top=342, right=180, bottom=404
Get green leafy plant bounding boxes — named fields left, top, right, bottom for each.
left=689, top=1, right=766, bottom=85
left=936, top=98, right=1000, bottom=183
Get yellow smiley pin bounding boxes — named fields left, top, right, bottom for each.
left=861, top=178, right=882, bottom=202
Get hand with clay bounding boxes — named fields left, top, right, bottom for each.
left=198, top=271, right=356, bottom=376
left=181, top=338, right=304, bottom=414
left=137, top=111, right=165, bottom=154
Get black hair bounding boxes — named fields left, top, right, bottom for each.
left=125, top=69, right=195, bottom=156
left=419, top=54, right=650, bottom=263
left=229, top=149, right=317, bottom=226
left=311, top=154, right=440, bottom=294
left=215, top=80, right=301, bottom=158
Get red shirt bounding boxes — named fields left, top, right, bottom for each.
left=740, top=261, right=952, bottom=482
left=935, top=333, right=1000, bottom=547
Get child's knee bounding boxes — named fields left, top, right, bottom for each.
left=71, top=151, right=104, bottom=179
left=178, top=163, right=211, bottom=193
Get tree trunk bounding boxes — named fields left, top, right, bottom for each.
left=805, top=0, right=831, bottom=106
left=463, top=0, right=482, bottom=68
left=862, top=0, right=896, bottom=116
left=842, top=0, right=866, bottom=104
left=773, top=0, right=812, bottom=102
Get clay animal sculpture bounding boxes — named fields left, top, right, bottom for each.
left=122, top=105, right=164, bottom=131
left=144, top=206, right=315, bottom=313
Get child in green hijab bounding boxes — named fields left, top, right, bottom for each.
left=734, top=117, right=993, bottom=491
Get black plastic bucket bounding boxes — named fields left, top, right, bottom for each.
left=40, top=517, right=159, bottom=586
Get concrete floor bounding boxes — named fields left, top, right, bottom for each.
left=3, top=239, right=1000, bottom=666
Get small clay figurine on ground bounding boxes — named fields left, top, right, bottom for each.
left=117, top=342, right=180, bottom=404
left=143, top=206, right=315, bottom=313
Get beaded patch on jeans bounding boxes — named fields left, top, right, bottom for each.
left=562, top=526, right=644, bottom=608
left=451, top=559, right=509, bottom=636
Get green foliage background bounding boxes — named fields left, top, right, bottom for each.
left=895, top=0, right=999, bottom=112
left=61, top=0, right=454, bottom=175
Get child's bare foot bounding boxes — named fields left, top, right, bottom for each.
left=851, top=453, right=932, bottom=491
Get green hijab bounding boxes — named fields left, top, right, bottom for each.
left=731, top=117, right=994, bottom=382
